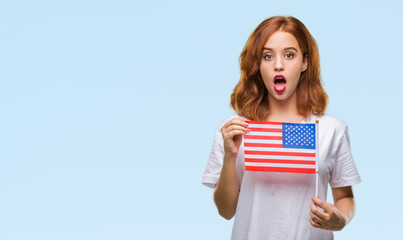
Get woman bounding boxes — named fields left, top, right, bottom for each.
left=202, top=16, right=361, bottom=240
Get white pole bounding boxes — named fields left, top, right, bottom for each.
left=316, top=172, right=318, bottom=198
left=315, top=120, right=319, bottom=198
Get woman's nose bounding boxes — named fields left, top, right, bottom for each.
left=274, top=57, right=284, bottom=71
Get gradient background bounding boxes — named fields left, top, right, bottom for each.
left=1, top=0, right=402, bottom=239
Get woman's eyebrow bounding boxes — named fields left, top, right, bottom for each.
left=284, top=47, right=299, bottom=52
left=263, top=47, right=299, bottom=52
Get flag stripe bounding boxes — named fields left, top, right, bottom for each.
left=244, top=147, right=314, bottom=153
left=244, top=143, right=283, bottom=148
left=247, top=124, right=282, bottom=129
left=247, top=121, right=282, bottom=125
left=248, top=128, right=282, bottom=132
left=246, top=162, right=315, bottom=168
left=245, top=166, right=316, bottom=174
left=246, top=132, right=282, bottom=136
left=245, top=158, right=316, bottom=165
left=244, top=135, right=283, bottom=140
left=244, top=155, right=315, bottom=160
left=244, top=139, right=282, bottom=144
left=244, top=150, right=315, bottom=157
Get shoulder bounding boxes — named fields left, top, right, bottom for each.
left=306, top=114, right=349, bottom=138
left=307, top=113, right=347, bottom=128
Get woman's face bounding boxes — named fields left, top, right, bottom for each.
left=259, top=31, right=307, bottom=102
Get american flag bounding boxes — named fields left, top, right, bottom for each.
left=244, top=121, right=318, bottom=174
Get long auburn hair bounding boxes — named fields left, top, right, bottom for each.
left=230, top=16, right=328, bottom=121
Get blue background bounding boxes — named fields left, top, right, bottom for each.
left=1, top=0, right=402, bottom=239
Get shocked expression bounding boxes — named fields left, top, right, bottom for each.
left=259, top=31, right=308, bottom=101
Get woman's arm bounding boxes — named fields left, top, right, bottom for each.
left=332, top=186, right=356, bottom=226
left=309, top=186, right=356, bottom=231
left=213, top=118, right=249, bottom=220
left=213, top=154, right=240, bottom=220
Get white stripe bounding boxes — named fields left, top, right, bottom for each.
left=244, top=147, right=315, bottom=153
left=245, top=162, right=316, bottom=168
left=244, top=155, right=315, bottom=161
left=248, top=124, right=282, bottom=129
left=246, top=132, right=282, bottom=136
left=243, top=139, right=282, bottom=144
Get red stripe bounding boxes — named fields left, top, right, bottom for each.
left=245, top=166, right=316, bottom=174
left=244, top=143, right=283, bottom=148
left=245, top=158, right=315, bottom=165
left=244, top=135, right=283, bottom=140
left=246, top=120, right=282, bottom=125
left=248, top=128, right=282, bottom=132
left=244, top=150, right=315, bottom=157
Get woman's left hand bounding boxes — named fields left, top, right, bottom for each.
left=309, top=197, right=347, bottom=231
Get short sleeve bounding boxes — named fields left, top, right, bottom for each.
left=202, top=126, right=225, bottom=189
left=329, top=126, right=362, bottom=188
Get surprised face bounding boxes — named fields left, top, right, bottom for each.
left=259, top=31, right=308, bottom=102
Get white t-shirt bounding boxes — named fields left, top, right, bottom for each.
left=202, top=113, right=361, bottom=240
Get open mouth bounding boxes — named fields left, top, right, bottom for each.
left=273, top=75, right=286, bottom=93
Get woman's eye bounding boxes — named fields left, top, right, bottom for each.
left=285, top=53, right=295, bottom=59
left=263, top=54, right=273, bottom=60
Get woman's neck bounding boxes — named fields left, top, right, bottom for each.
left=266, top=94, right=305, bottom=123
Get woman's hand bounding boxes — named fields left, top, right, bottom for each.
left=220, top=118, right=250, bottom=158
left=309, top=197, right=347, bottom=231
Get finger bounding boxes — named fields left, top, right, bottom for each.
left=310, top=203, right=327, bottom=221
left=223, top=130, right=249, bottom=140
left=312, top=197, right=331, bottom=212
left=310, top=211, right=325, bottom=225
left=309, top=217, right=322, bottom=229
left=226, top=125, right=250, bottom=133
left=224, top=118, right=249, bottom=128
left=222, top=125, right=250, bottom=137
left=222, top=118, right=249, bottom=128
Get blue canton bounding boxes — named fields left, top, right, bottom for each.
left=282, top=123, right=316, bottom=149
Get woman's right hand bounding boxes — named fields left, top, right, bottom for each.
left=220, top=118, right=250, bottom=159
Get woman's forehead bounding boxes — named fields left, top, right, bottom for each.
left=263, top=31, right=301, bottom=50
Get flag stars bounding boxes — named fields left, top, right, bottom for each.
left=283, top=123, right=316, bottom=149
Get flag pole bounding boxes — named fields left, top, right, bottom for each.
left=315, top=120, right=319, bottom=198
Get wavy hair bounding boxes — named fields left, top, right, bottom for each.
left=230, top=16, right=328, bottom=120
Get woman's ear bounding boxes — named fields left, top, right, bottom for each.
left=302, top=57, right=308, bottom=72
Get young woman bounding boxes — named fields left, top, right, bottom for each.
left=202, top=16, right=361, bottom=240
